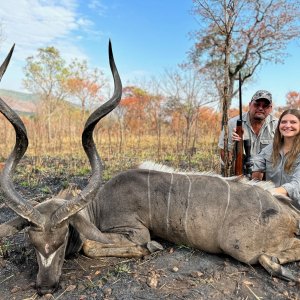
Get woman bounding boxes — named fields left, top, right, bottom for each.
left=251, top=109, right=300, bottom=206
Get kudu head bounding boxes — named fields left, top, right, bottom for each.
left=0, top=41, right=122, bottom=295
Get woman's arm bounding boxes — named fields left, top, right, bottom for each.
left=251, top=146, right=270, bottom=180
left=280, top=158, right=300, bottom=205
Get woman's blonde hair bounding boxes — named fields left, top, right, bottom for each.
left=272, top=109, right=300, bottom=172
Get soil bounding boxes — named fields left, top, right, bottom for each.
left=0, top=157, right=299, bottom=300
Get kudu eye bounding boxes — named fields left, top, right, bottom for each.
left=50, top=221, right=65, bottom=231
left=51, top=225, right=59, bottom=231
left=29, top=224, right=43, bottom=232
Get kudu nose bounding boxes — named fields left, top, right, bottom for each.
left=37, top=282, right=59, bottom=296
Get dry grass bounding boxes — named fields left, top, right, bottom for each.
left=0, top=133, right=220, bottom=181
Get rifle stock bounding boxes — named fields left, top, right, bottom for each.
left=234, top=120, right=243, bottom=175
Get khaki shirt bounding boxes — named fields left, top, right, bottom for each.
left=218, top=112, right=278, bottom=156
left=252, top=143, right=300, bottom=206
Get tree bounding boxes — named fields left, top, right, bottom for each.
left=66, top=59, right=107, bottom=122
left=286, top=91, right=300, bottom=109
left=160, top=67, right=214, bottom=154
left=120, top=86, right=150, bottom=150
left=189, top=0, right=300, bottom=175
left=190, top=0, right=300, bottom=101
left=23, top=47, right=70, bottom=141
left=144, top=80, right=164, bottom=160
left=114, top=97, right=127, bottom=153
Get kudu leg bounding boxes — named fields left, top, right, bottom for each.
left=274, top=238, right=300, bottom=265
left=82, top=239, right=149, bottom=258
left=258, top=239, right=300, bottom=283
left=82, top=230, right=163, bottom=258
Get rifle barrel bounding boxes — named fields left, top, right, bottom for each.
left=235, top=72, right=243, bottom=176
left=239, top=72, right=242, bottom=121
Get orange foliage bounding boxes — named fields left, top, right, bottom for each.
left=169, top=111, right=184, bottom=133
left=66, top=78, right=100, bottom=96
left=197, top=107, right=221, bottom=134
left=119, top=87, right=153, bottom=135
left=286, top=91, right=300, bottom=109
left=228, top=105, right=248, bottom=119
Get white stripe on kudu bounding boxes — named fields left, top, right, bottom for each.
left=166, top=172, right=174, bottom=235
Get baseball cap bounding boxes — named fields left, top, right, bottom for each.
left=251, top=90, right=272, bottom=104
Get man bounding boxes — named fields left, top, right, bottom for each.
left=218, top=90, right=278, bottom=174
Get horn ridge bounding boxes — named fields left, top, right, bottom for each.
left=52, top=40, right=122, bottom=224
left=0, top=45, right=45, bottom=227
left=0, top=97, right=45, bottom=227
left=0, top=44, right=15, bottom=82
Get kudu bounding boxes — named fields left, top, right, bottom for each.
left=0, top=41, right=122, bottom=295
left=1, top=44, right=300, bottom=296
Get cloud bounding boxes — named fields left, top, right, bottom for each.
left=0, top=0, right=103, bottom=91
left=88, top=0, right=107, bottom=16
left=0, top=0, right=91, bottom=62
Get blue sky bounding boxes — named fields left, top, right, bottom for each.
left=0, top=0, right=299, bottom=108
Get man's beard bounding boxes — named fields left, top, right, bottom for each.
left=253, top=114, right=265, bottom=121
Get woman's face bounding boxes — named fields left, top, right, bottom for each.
left=279, top=114, right=300, bottom=139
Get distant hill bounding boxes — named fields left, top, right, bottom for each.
left=0, top=89, right=39, bottom=115
left=0, top=89, right=81, bottom=116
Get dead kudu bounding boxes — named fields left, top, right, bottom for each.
left=1, top=46, right=300, bottom=296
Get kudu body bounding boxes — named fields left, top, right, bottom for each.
left=0, top=44, right=300, bottom=296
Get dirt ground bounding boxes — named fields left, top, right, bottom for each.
left=0, top=158, right=299, bottom=300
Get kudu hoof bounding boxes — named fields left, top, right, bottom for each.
left=146, top=241, right=164, bottom=253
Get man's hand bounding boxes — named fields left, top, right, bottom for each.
left=232, top=127, right=243, bottom=142
left=252, top=171, right=264, bottom=180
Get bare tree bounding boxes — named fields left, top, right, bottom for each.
left=189, top=0, right=300, bottom=175
left=160, top=67, right=215, bottom=155
left=141, top=78, right=165, bottom=160
left=190, top=0, right=300, bottom=101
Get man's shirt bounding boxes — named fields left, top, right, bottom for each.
left=218, top=112, right=278, bottom=156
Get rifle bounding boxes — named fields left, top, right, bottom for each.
left=243, top=139, right=252, bottom=178
left=234, top=73, right=243, bottom=175
left=234, top=73, right=252, bottom=177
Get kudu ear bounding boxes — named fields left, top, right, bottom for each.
left=0, top=44, right=15, bottom=82
left=0, top=199, right=40, bottom=237
left=0, top=216, right=29, bottom=237
left=57, top=184, right=81, bottom=200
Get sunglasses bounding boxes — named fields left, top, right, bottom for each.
left=252, top=102, right=271, bottom=109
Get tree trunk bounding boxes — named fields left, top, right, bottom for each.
left=222, top=1, right=232, bottom=177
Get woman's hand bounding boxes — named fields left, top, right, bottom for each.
left=270, top=187, right=288, bottom=197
